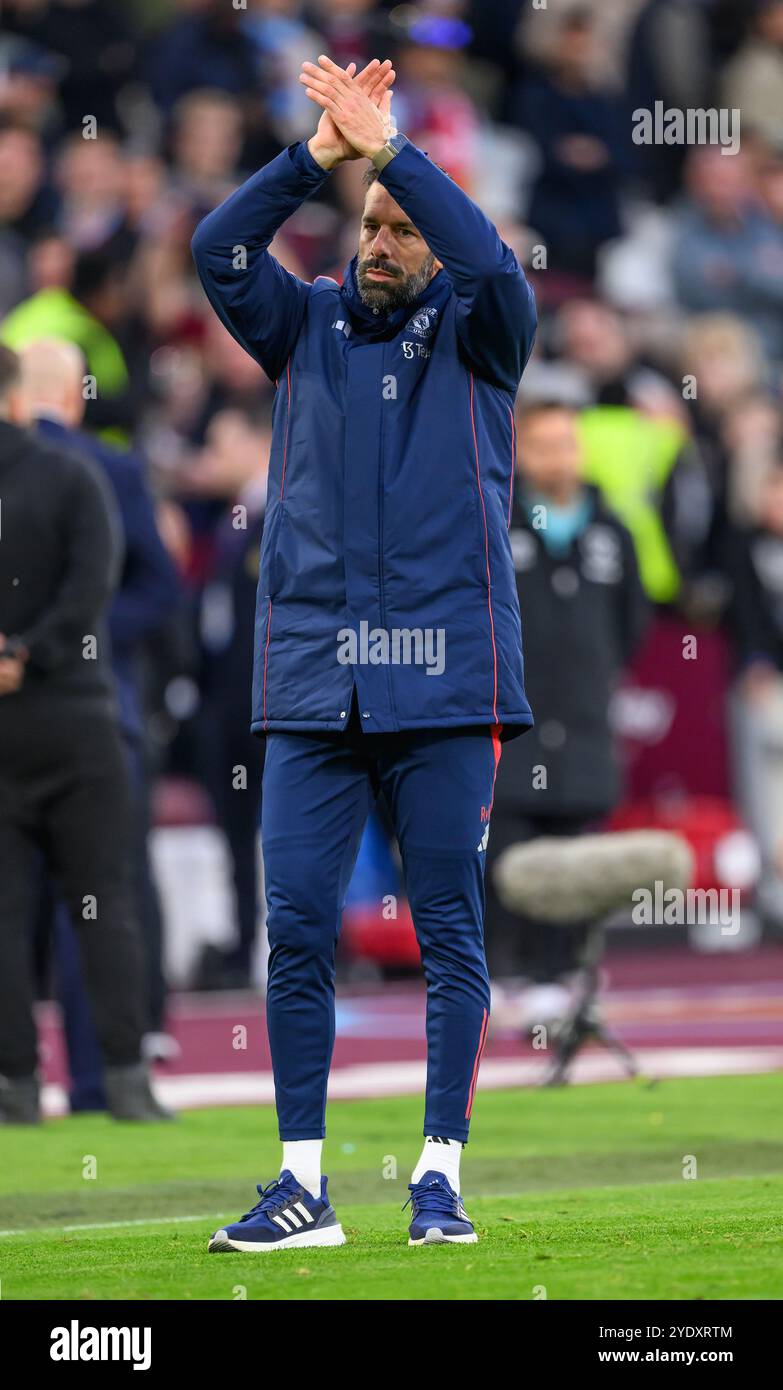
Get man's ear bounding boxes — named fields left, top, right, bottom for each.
left=433, top=256, right=444, bottom=276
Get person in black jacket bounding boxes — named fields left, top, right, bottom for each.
left=484, top=400, right=648, bottom=980
left=19, top=336, right=182, bottom=1105
left=725, top=465, right=783, bottom=927
left=193, top=407, right=268, bottom=990
left=0, top=344, right=168, bottom=1123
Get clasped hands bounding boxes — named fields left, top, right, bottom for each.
left=303, top=55, right=397, bottom=172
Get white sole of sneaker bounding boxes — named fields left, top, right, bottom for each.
left=208, top=1223, right=346, bottom=1253
left=408, top=1229, right=478, bottom=1245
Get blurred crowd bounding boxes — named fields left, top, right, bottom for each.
left=3, top=0, right=783, bottom=1008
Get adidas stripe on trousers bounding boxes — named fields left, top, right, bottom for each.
left=262, top=704, right=501, bottom=1143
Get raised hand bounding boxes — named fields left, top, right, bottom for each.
left=306, top=57, right=395, bottom=170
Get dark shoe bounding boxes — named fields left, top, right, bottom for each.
left=404, top=1171, right=477, bottom=1245
left=104, top=1062, right=174, bottom=1122
left=208, top=1172, right=345, bottom=1253
left=0, top=1073, right=41, bottom=1125
left=195, top=943, right=252, bottom=992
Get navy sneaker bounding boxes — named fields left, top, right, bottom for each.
left=208, top=1170, right=345, bottom=1253
left=404, top=1170, right=478, bottom=1245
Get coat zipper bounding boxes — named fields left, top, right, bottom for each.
left=376, top=342, right=394, bottom=718
left=377, top=346, right=387, bottom=633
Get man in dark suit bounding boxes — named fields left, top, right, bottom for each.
left=485, top=400, right=648, bottom=980
left=18, top=336, right=181, bottom=1110
left=0, top=343, right=168, bottom=1123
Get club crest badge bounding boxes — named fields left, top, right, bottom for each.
left=405, top=306, right=439, bottom=338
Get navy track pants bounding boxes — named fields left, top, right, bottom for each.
left=262, top=711, right=502, bottom=1143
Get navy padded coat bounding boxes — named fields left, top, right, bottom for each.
left=192, top=135, right=537, bottom=739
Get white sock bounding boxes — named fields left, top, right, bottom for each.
left=412, top=1135, right=463, bottom=1190
left=281, top=1140, right=323, bottom=1200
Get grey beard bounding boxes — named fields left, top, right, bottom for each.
left=357, top=253, right=435, bottom=313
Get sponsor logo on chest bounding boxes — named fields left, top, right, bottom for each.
left=401, top=305, right=438, bottom=361
left=405, top=306, right=439, bottom=337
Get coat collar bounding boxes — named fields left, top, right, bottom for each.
left=33, top=414, right=71, bottom=444
left=340, top=255, right=451, bottom=341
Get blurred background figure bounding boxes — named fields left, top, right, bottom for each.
left=192, top=408, right=270, bottom=991
left=508, top=6, right=627, bottom=282
left=672, top=145, right=783, bottom=362
left=722, top=0, right=783, bottom=149
left=1, top=246, right=135, bottom=435
left=726, top=466, right=783, bottom=929
left=484, top=401, right=647, bottom=996
left=0, top=344, right=167, bottom=1123
left=18, top=337, right=182, bottom=1104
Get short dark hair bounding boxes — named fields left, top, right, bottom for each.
left=0, top=344, right=21, bottom=402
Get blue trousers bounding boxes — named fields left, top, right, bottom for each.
left=262, top=714, right=502, bottom=1143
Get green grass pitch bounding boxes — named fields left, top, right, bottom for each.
left=1, top=1073, right=782, bottom=1300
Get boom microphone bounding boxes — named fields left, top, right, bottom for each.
left=492, top=830, right=694, bottom=925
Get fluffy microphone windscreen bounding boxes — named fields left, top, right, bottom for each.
left=493, top=830, right=694, bottom=925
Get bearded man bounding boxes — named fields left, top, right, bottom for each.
left=192, top=55, right=537, bottom=1252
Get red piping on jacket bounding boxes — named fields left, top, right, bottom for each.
left=262, top=359, right=292, bottom=727
left=489, top=722, right=503, bottom=814
left=465, top=726, right=503, bottom=1119
left=469, top=371, right=499, bottom=723
left=262, top=598, right=273, bottom=727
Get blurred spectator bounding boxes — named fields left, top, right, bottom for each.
left=679, top=313, right=768, bottom=597
left=484, top=400, right=647, bottom=979
left=194, top=409, right=270, bottom=988
left=672, top=146, right=783, bottom=361
left=723, top=390, right=783, bottom=529
left=311, top=0, right=391, bottom=74
left=1, top=246, right=136, bottom=434
left=722, top=0, right=783, bottom=148
left=145, top=0, right=260, bottom=116
left=755, top=140, right=783, bottom=229
left=169, top=89, right=247, bottom=216
left=55, top=131, right=133, bottom=257
left=0, top=35, right=65, bottom=143
left=242, top=0, right=325, bottom=143
left=508, top=6, right=627, bottom=278
left=625, top=0, right=711, bottom=201
left=26, top=233, right=75, bottom=295
left=0, top=124, right=56, bottom=243
left=551, top=298, right=696, bottom=604
left=2, top=0, right=135, bottom=134
left=726, top=467, right=783, bottom=926
left=554, top=295, right=675, bottom=409
left=0, top=123, right=59, bottom=315
left=391, top=22, right=479, bottom=189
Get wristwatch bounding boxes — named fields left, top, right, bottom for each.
left=371, top=132, right=408, bottom=172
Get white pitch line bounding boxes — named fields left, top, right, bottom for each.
left=36, top=1046, right=783, bottom=1117
left=0, top=1211, right=235, bottom=1239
